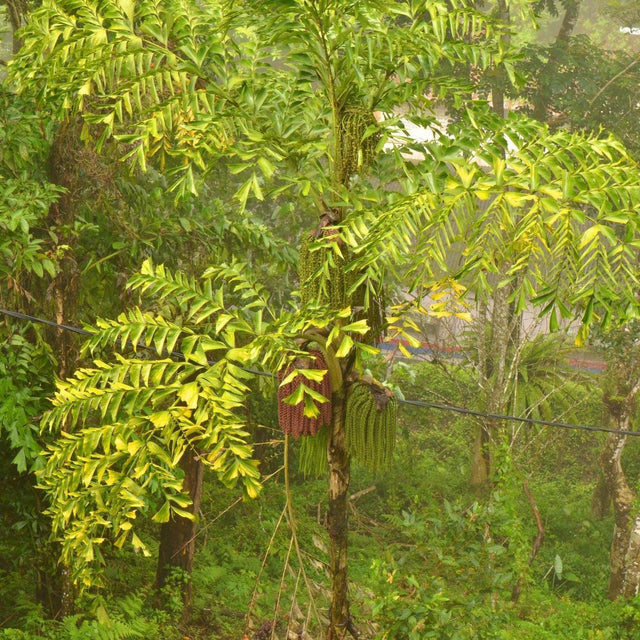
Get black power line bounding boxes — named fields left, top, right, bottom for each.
left=0, top=307, right=92, bottom=336
left=400, top=399, right=630, bottom=437
left=0, top=307, right=194, bottom=364
left=1, top=307, right=636, bottom=438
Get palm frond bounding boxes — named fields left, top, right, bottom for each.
left=37, top=260, right=273, bottom=580
left=345, top=110, right=640, bottom=329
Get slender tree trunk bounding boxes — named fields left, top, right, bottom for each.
left=532, top=1, right=580, bottom=123
left=491, top=0, right=509, bottom=119
left=471, top=423, right=491, bottom=487
left=3, top=0, right=25, bottom=53
left=471, top=285, right=511, bottom=487
left=591, top=471, right=611, bottom=519
left=326, top=383, right=351, bottom=639
left=511, top=481, right=545, bottom=603
left=471, top=303, right=490, bottom=486
left=155, top=450, right=204, bottom=611
left=33, top=542, right=74, bottom=618
left=601, top=419, right=635, bottom=599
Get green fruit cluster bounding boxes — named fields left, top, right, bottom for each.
left=350, top=278, right=386, bottom=342
left=298, top=423, right=330, bottom=477
left=345, top=380, right=397, bottom=472
left=338, top=106, right=378, bottom=180
left=300, top=229, right=386, bottom=341
left=299, top=232, right=351, bottom=309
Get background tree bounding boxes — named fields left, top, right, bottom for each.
left=514, top=0, right=640, bottom=158
left=588, top=325, right=640, bottom=599
left=517, top=0, right=640, bottom=594
left=2, top=0, right=299, bottom=614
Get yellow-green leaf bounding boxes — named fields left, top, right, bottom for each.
left=178, top=381, right=200, bottom=409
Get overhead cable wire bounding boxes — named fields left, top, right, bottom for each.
left=0, top=306, right=190, bottom=361
left=0, top=307, right=274, bottom=377
left=400, top=399, right=632, bottom=437
left=0, top=307, right=92, bottom=336
left=1, top=306, right=636, bottom=437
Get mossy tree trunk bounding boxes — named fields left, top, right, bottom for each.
left=46, top=124, right=79, bottom=379
left=601, top=405, right=640, bottom=599
left=31, top=120, right=86, bottom=619
left=600, top=338, right=640, bottom=600
left=591, top=471, right=611, bottom=519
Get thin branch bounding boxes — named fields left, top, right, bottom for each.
left=526, top=483, right=545, bottom=566
left=285, top=568, right=303, bottom=640
left=348, top=485, right=376, bottom=502
left=512, top=480, right=544, bottom=602
left=587, top=54, right=640, bottom=114
left=284, top=435, right=324, bottom=626
left=245, top=503, right=287, bottom=634
left=271, top=535, right=294, bottom=640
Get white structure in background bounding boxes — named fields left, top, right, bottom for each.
left=376, top=104, right=451, bottom=162
left=619, top=27, right=640, bottom=35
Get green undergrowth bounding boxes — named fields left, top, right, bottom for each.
left=2, top=361, right=635, bottom=639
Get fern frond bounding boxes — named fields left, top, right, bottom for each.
left=37, top=257, right=276, bottom=583
left=201, top=261, right=272, bottom=311
left=128, top=259, right=223, bottom=322
left=10, top=0, right=237, bottom=186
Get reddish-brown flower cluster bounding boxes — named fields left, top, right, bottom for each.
left=277, top=350, right=332, bottom=439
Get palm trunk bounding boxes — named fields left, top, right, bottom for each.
left=326, top=383, right=351, bottom=639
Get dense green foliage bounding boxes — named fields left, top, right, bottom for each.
left=1, top=362, right=634, bottom=639
left=3, top=0, right=640, bottom=637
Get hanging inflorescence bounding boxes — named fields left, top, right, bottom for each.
left=345, top=379, right=397, bottom=472
left=298, top=424, right=330, bottom=477
left=299, top=226, right=350, bottom=310
left=337, top=106, right=379, bottom=181
left=299, top=221, right=386, bottom=342
left=277, top=349, right=332, bottom=439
